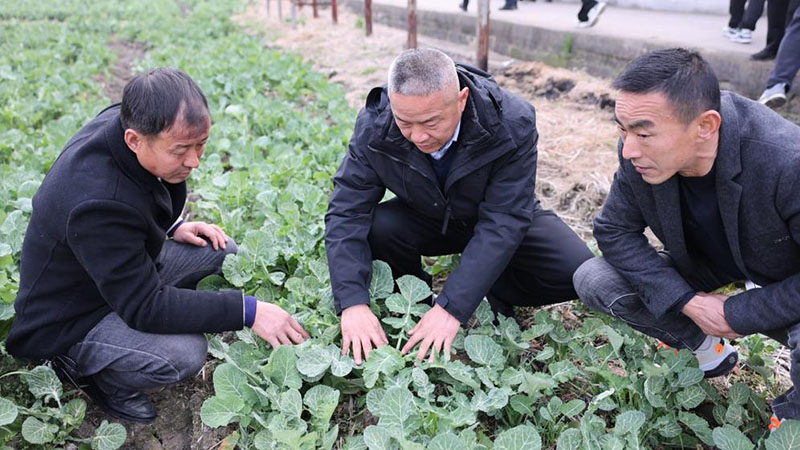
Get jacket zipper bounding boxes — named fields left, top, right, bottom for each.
left=367, top=145, right=451, bottom=235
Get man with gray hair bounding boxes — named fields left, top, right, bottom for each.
left=325, top=48, right=592, bottom=364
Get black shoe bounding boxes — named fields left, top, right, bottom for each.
left=82, top=380, right=157, bottom=424
left=751, top=48, right=777, bottom=61
left=459, top=2, right=467, bottom=11
left=499, top=4, right=518, bottom=10
left=49, top=356, right=157, bottom=424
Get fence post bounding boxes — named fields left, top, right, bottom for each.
left=408, top=0, right=417, bottom=49
left=365, top=0, right=373, bottom=36
left=332, top=0, right=338, bottom=23
left=312, top=0, right=318, bottom=18
left=291, top=0, right=297, bottom=28
left=266, top=0, right=270, bottom=17
left=477, top=0, right=489, bottom=71
left=278, top=0, right=283, bottom=20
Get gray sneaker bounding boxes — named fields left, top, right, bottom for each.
left=759, top=83, right=788, bottom=108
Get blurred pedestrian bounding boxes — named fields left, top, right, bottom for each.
left=500, top=0, right=517, bottom=10
left=724, top=0, right=765, bottom=44
left=576, top=1, right=607, bottom=28
left=459, top=0, right=468, bottom=11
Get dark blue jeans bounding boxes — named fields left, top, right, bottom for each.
left=63, top=238, right=237, bottom=398
left=767, top=1, right=800, bottom=89
left=574, top=256, right=800, bottom=420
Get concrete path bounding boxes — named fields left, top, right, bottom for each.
left=356, top=0, right=785, bottom=98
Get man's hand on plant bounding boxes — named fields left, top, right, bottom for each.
left=173, top=221, right=229, bottom=250
left=681, top=292, right=742, bottom=339
left=401, top=304, right=461, bottom=363
left=341, top=304, right=388, bottom=365
left=252, top=301, right=309, bottom=348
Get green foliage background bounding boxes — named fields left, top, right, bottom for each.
left=1, top=0, right=799, bottom=449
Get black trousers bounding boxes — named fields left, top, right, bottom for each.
left=578, top=0, right=599, bottom=22
left=367, top=199, right=593, bottom=313
left=729, top=0, right=767, bottom=30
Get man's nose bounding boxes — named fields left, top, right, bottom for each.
left=621, top=138, right=640, bottom=160
left=184, top=150, right=201, bottom=168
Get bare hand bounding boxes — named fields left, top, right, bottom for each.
left=681, top=292, right=743, bottom=339
left=252, top=301, right=309, bottom=348
left=401, top=304, right=461, bottom=363
left=173, top=221, right=228, bottom=250
left=341, top=304, right=388, bottom=365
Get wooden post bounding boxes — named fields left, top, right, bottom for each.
left=291, top=0, right=297, bottom=28
left=408, top=0, right=417, bottom=49
left=365, top=0, right=373, bottom=36
left=332, top=0, right=338, bottom=23
left=266, top=0, right=270, bottom=17
left=477, top=0, right=489, bottom=71
left=312, top=0, right=318, bottom=18
left=278, top=0, right=283, bottom=20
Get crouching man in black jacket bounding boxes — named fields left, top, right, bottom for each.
left=6, top=68, right=308, bottom=423
left=325, top=48, right=592, bottom=365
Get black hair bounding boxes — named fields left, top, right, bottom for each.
left=612, top=48, right=720, bottom=124
left=120, top=68, right=210, bottom=136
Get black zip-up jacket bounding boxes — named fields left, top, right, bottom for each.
left=6, top=105, right=245, bottom=359
left=325, top=65, right=541, bottom=323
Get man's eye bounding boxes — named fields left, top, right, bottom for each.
left=637, top=134, right=649, bottom=139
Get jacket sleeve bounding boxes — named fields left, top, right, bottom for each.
left=325, top=126, right=386, bottom=314
left=435, top=127, right=538, bottom=324
left=66, top=200, right=245, bottom=334
left=724, top=165, right=800, bottom=335
left=594, top=147, right=693, bottom=320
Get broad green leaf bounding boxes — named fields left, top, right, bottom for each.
left=712, top=425, right=755, bottom=450
left=643, top=376, right=666, bottom=408
left=676, top=385, right=706, bottom=409
left=304, top=385, right=340, bottom=423
left=533, top=346, right=555, bottom=362
left=370, top=261, right=394, bottom=300
left=396, top=275, right=432, bottom=303
left=364, top=425, right=396, bottom=450
left=344, top=435, right=369, bottom=450
left=613, top=411, right=645, bottom=435
left=330, top=349, right=355, bottom=377
left=222, top=254, right=251, bottom=287
left=520, top=372, right=557, bottom=396
left=428, top=432, right=463, bottom=450
left=213, top=363, right=252, bottom=401
left=322, top=424, right=339, bottom=450
left=464, top=335, right=505, bottom=366
left=556, top=429, right=582, bottom=450
left=21, top=416, right=57, bottom=444
left=363, top=346, right=405, bottom=389
left=600, top=325, right=624, bottom=355
left=494, top=424, right=542, bottom=450
left=766, top=419, right=800, bottom=450
left=473, top=300, right=495, bottom=326
left=296, top=344, right=333, bottom=378
left=265, top=345, right=302, bottom=389
left=411, top=367, right=434, bottom=399
left=443, top=360, right=480, bottom=389
left=520, top=323, right=554, bottom=341
left=674, top=367, right=704, bottom=388
left=471, top=388, right=508, bottom=412
left=653, top=416, right=682, bottom=438
left=598, top=434, right=624, bottom=450
left=725, top=404, right=745, bottom=427
left=63, top=398, right=87, bottom=422
left=279, top=389, right=303, bottom=419
left=378, top=387, right=416, bottom=431
left=0, top=397, right=17, bottom=426
left=679, top=412, right=715, bottom=446
left=509, top=395, right=535, bottom=416
left=561, top=399, right=586, bottom=418
left=22, top=365, right=62, bottom=402
left=92, top=421, right=127, bottom=450
left=549, top=360, right=579, bottom=383
left=728, top=383, right=750, bottom=406
left=200, top=395, right=244, bottom=427
left=254, top=430, right=274, bottom=450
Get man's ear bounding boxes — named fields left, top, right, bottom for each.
left=123, top=128, right=143, bottom=154
left=695, top=110, right=722, bottom=142
left=458, top=87, right=470, bottom=112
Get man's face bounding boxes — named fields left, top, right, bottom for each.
left=389, top=85, right=469, bottom=154
left=125, top=116, right=210, bottom=184
left=614, top=91, right=700, bottom=184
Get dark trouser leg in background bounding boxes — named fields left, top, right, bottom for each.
left=729, top=0, right=748, bottom=28
left=368, top=199, right=592, bottom=318
left=741, top=0, right=766, bottom=30
left=578, top=0, right=598, bottom=21
left=767, top=3, right=800, bottom=88
left=63, top=238, right=237, bottom=421
left=771, top=322, right=800, bottom=420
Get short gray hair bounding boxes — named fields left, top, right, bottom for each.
left=388, top=48, right=458, bottom=96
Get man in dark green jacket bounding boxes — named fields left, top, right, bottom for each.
left=325, top=48, right=592, bottom=365
left=7, top=68, right=308, bottom=423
